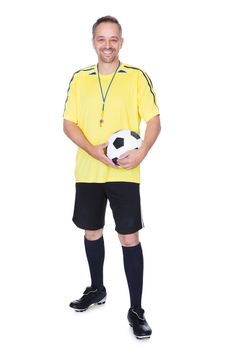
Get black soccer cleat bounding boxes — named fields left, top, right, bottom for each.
left=69, top=286, right=106, bottom=312
left=127, top=307, right=152, bottom=339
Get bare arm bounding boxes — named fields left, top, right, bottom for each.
left=117, top=115, right=161, bottom=169
left=140, top=114, right=161, bottom=156
left=63, top=119, right=116, bottom=168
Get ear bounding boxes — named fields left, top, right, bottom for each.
left=120, top=37, right=124, bottom=48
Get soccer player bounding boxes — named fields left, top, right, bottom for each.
left=63, top=15, right=161, bottom=339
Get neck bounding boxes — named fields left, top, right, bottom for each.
left=98, top=59, right=120, bottom=75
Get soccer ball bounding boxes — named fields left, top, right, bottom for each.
left=106, top=130, right=142, bottom=165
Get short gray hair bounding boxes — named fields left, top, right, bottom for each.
left=92, top=16, right=122, bottom=38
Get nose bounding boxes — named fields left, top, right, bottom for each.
left=104, top=40, right=111, bottom=48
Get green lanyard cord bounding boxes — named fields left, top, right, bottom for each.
left=97, top=61, right=120, bottom=126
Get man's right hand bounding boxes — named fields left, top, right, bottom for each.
left=63, top=120, right=117, bottom=169
left=89, top=143, right=117, bottom=168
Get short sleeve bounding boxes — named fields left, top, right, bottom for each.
left=63, top=73, right=78, bottom=124
left=138, top=70, right=160, bottom=122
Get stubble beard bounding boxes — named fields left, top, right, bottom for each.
left=99, top=50, right=119, bottom=64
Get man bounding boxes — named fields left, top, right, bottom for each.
left=63, top=15, right=161, bottom=339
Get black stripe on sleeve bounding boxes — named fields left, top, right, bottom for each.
left=63, top=65, right=95, bottom=117
left=63, top=72, right=77, bottom=114
left=124, top=65, right=156, bottom=105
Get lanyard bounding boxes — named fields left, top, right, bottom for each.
left=97, top=61, right=120, bottom=127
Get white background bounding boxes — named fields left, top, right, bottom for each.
left=0, top=0, right=232, bottom=349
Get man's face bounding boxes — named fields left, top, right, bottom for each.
left=92, top=22, right=123, bottom=64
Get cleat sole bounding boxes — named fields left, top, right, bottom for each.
left=96, top=296, right=106, bottom=305
left=73, top=296, right=106, bottom=312
left=136, top=335, right=151, bottom=339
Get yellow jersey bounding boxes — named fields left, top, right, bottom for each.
left=63, top=63, right=159, bottom=183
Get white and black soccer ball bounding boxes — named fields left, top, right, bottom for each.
left=106, top=130, right=142, bottom=165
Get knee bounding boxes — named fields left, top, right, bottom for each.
left=118, top=232, right=139, bottom=247
left=85, top=229, right=103, bottom=241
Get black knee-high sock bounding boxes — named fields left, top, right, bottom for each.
left=122, top=243, right=144, bottom=308
left=84, top=236, right=105, bottom=290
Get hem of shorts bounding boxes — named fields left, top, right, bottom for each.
left=72, top=218, right=104, bottom=231
left=115, top=224, right=145, bottom=235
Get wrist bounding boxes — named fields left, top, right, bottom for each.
left=86, top=143, right=95, bottom=156
left=139, top=143, right=149, bottom=157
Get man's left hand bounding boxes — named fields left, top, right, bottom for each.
left=117, top=148, right=146, bottom=170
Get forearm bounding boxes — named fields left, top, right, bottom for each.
left=63, top=119, right=116, bottom=168
left=117, top=114, right=161, bottom=169
left=140, top=115, right=161, bottom=156
left=63, top=119, right=93, bottom=155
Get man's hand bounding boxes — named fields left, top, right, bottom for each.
left=117, top=115, right=161, bottom=170
left=63, top=120, right=117, bottom=168
left=90, top=143, right=117, bottom=168
left=117, top=147, right=146, bottom=170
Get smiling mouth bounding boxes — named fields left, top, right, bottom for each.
left=102, top=50, right=114, bottom=55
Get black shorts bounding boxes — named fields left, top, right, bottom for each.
left=72, top=182, right=144, bottom=234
